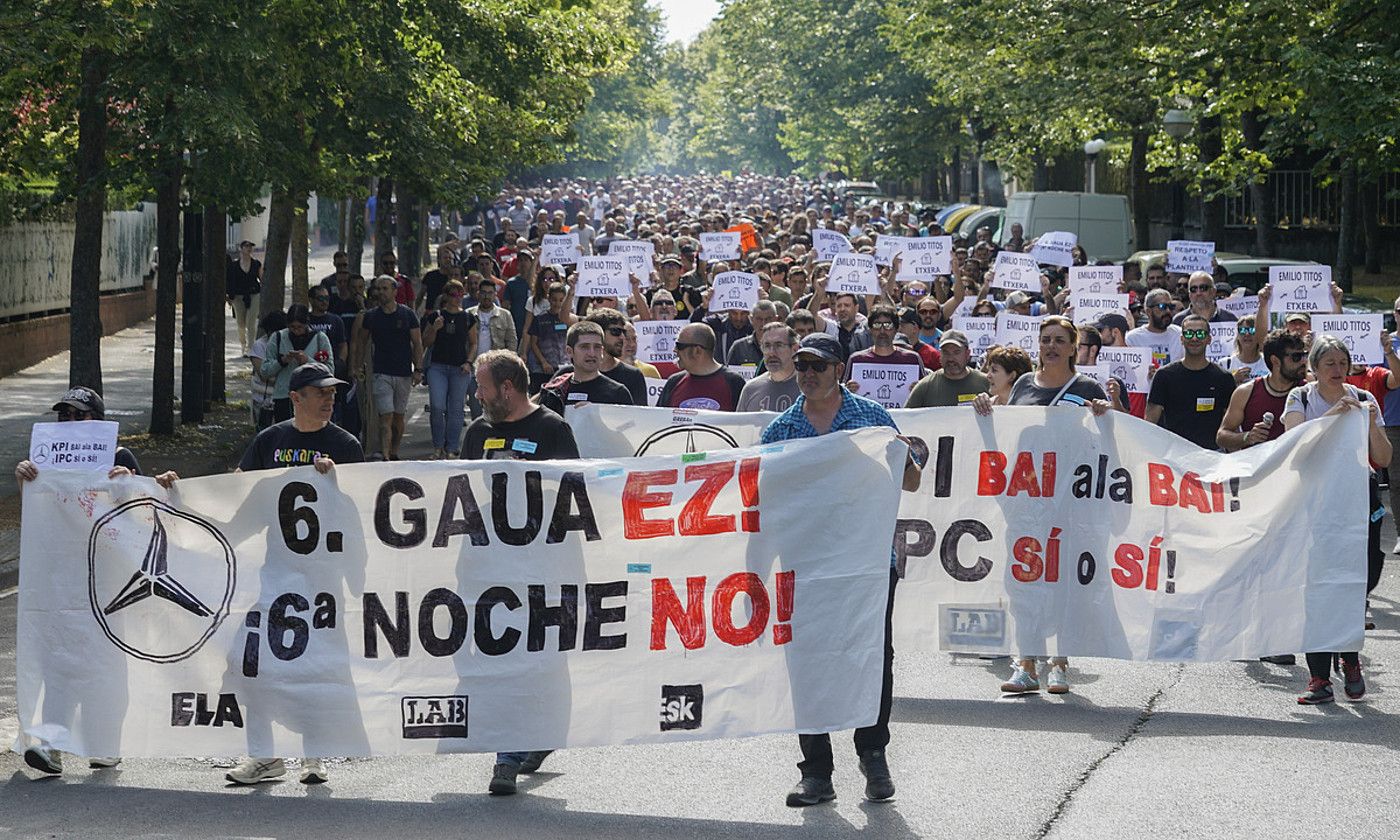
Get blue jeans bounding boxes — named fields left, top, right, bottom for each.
left=426, top=362, right=472, bottom=452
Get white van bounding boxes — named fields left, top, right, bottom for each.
left=1000, top=191, right=1134, bottom=262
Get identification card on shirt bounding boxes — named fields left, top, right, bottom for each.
left=1196, top=397, right=1216, bottom=412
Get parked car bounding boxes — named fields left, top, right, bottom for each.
left=957, top=206, right=1004, bottom=241
left=1001, top=191, right=1134, bottom=261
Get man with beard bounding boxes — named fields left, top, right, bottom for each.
left=1145, top=313, right=1237, bottom=450
left=737, top=322, right=800, bottom=411
left=461, top=350, right=579, bottom=795
left=759, top=333, right=924, bottom=807
left=1126, top=288, right=1185, bottom=370
left=1217, top=328, right=1308, bottom=453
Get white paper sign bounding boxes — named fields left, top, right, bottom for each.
left=1315, top=314, right=1384, bottom=365
left=569, top=405, right=1370, bottom=662
left=575, top=256, right=629, bottom=299
left=951, top=315, right=999, bottom=359
left=28, top=419, right=120, bottom=472
left=1270, top=265, right=1332, bottom=313
left=711, top=271, right=760, bottom=312
left=699, top=232, right=741, bottom=261
left=643, top=376, right=667, bottom=406
left=894, top=236, right=953, bottom=281
left=813, top=229, right=853, bottom=262
left=730, top=365, right=758, bottom=381
left=18, top=435, right=903, bottom=756
left=1166, top=240, right=1215, bottom=274
left=1206, top=322, right=1238, bottom=362
left=1069, top=292, right=1130, bottom=325
left=826, top=253, right=880, bottom=296
left=1096, top=346, right=1152, bottom=394
left=1030, top=231, right=1077, bottom=267
left=634, top=320, right=689, bottom=365
left=995, top=312, right=1044, bottom=359
left=991, top=251, right=1041, bottom=292
left=540, top=233, right=580, bottom=266
left=847, top=362, right=919, bottom=409
left=1077, top=364, right=1111, bottom=390
left=874, top=234, right=904, bottom=267
left=609, top=239, right=656, bottom=279
left=1217, top=296, right=1259, bottom=320
left=1069, top=265, right=1123, bottom=294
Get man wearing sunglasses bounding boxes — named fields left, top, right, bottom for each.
left=1145, top=313, right=1237, bottom=450
left=759, top=333, right=924, bottom=808
left=1172, top=270, right=1238, bottom=326
left=656, top=323, right=747, bottom=411
left=1126, top=288, right=1185, bottom=369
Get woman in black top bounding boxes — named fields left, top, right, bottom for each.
left=422, top=279, right=478, bottom=459
left=227, top=240, right=263, bottom=356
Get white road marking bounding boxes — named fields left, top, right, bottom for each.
left=0, top=585, right=16, bottom=600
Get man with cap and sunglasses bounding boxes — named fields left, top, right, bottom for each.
left=760, top=333, right=925, bottom=808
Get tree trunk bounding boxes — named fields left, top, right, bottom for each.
left=337, top=197, right=349, bottom=253
left=151, top=152, right=182, bottom=435
left=949, top=147, right=961, bottom=202
left=396, top=185, right=416, bottom=279
left=261, top=189, right=293, bottom=316
left=1129, top=130, right=1150, bottom=251
left=1241, top=110, right=1276, bottom=255
left=1033, top=156, right=1050, bottom=192
left=1362, top=175, right=1382, bottom=275
left=373, top=178, right=395, bottom=276
left=1198, top=114, right=1227, bottom=246
left=1336, top=160, right=1359, bottom=292
left=347, top=192, right=366, bottom=277
left=203, top=208, right=227, bottom=403
left=291, top=189, right=309, bottom=305
left=69, top=48, right=108, bottom=393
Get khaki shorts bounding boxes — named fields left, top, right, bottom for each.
left=373, top=373, right=412, bottom=415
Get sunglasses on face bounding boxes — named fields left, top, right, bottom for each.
left=793, top=359, right=831, bottom=372
left=1238, top=326, right=1256, bottom=335
left=673, top=342, right=702, bottom=353
left=1182, top=328, right=1209, bottom=341
left=57, top=408, right=91, bottom=421
left=1151, top=302, right=1173, bottom=311
left=1188, top=285, right=1212, bottom=293
left=905, top=288, right=927, bottom=296
left=605, top=327, right=625, bottom=336
left=869, top=321, right=895, bottom=330
left=1285, top=351, right=1307, bottom=362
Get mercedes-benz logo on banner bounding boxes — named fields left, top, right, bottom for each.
left=88, top=498, right=236, bottom=663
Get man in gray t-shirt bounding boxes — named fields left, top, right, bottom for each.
left=904, top=330, right=990, bottom=408
left=738, top=322, right=801, bottom=412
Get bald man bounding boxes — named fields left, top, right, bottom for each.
left=657, top=322, right=748, bottom=410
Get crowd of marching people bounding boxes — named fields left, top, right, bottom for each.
left=17, top=173, right=1397, bottom=804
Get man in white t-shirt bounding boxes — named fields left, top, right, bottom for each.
left=1126, top=288, right=1184, bottom=370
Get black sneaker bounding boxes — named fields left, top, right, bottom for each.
left=785, top=776, right=836, bottom=807
left=518, top=750, right=553, bottom=774
left=488, top=763, right=518, bottom=795
left=858, top=749, right=895, bottom=801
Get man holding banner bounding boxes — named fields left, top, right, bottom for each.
left=760, top=333, right=924, bottom=807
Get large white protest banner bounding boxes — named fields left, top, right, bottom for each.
left=1096, top=346, right=1152, bottom=394
left=29, top=420, right=120, bottom=472
left=1315, top=314, right=1384, bottom=365
left=952, top=316, right=998, bottom=359
left=894, top=237, right=953, bottom=281
left=608, top=240, right=655, bottom=279
left=1069, top=292, right=1129, bottom=325
left=570, top=404, right=1369, bottom=662
left=634, top=320, right=689, bottom=366
left=995, top=312, right=1043, bottom=360
left=826, top=253, right=880, bottom=296
left=1270, top=265, right=1332, bottom=313
left=17, top=433, right=905, bottom=757
left=540, top=233, right=580, bottom=267
left=1217, top=296, right=1259, bottom=320
left=1068, top=265, right=1123, bottom=295
left=699, top=232, right=741, bottom=261
left=991, top=251, right=1041, bottom=292
left=576, top=256, right=630, bottom=299
left=1030, top=231, right=1077, bottom=267
left=1167, top=240, right=1214, bottom=274
left=711, top=271, right=760, bottom=312
left=812, top=229, right=853, bottom=262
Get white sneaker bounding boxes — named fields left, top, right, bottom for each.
left=24, top=746, right=62, bottom=775
left=225, top=757, right=286, bottom=785
left=88, top=757, right=122, bottom=769
left=300, top=758, right=328, bottom=784
left=1000, top=667, right=1040, bottom=693
left=1392, top=538, right=1400, bottom=555
left=1046, top=666, right=1070, bottom=694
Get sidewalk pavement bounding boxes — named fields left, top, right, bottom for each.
left=0, top=245, right=443, bottom=587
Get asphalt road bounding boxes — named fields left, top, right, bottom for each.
left=3, top=525, right=1399, bottom=839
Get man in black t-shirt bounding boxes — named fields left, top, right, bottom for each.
left=238, top=363, right=364, bottom=473
left=1146, top=313, right=1237, bottom=450
left=586, top=307, right=646, bottom=404
left=464, top=349, right=578, bottom=796
left=538, top=322, right=633, bottom=416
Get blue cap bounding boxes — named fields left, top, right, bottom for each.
left=794, top=333, right=847, bottom=364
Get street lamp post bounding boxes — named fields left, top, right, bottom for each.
left=1163, top=109, right=1193, bottom=241
left=1083, top=138, right=1106, bottom=193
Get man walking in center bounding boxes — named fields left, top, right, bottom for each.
left=354, top=274, right=423, bottom=460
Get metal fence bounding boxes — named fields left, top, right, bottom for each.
left=1224, top=170, right=1400, bottom=229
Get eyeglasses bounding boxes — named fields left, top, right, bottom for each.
left=673, top=342, right=702, bottom=353
left=654, top=301, right=676, bottom=308
left=1188, top=285, right=1212, bottom=293
left=793, top=359, right=831, bottom=372
left=1150, top=302, right=1173, bottom=310
left=606, top=327, right=625, bottom=336
left=760, top=342, right=792, bottom=351
left=1238, top=326, right=1256, bottom=335
left=56, top=408, right=91, bottom=421
left=1285, top=351, right=1307, bottom=362
left=1181, top=328, right=1210, bottom=340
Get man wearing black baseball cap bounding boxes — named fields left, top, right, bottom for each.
left=760, top=333, right=925, bottom=808
left=236, top=362, right=363, bottom=476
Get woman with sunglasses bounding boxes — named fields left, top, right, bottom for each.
left=421, top=279, right=477, bottom=459
left=1282, top=335, right=1391, bottom=704
left=1219, top=315, right=1268, bottom=383
left=972, top=316, right=1111, bottom=696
